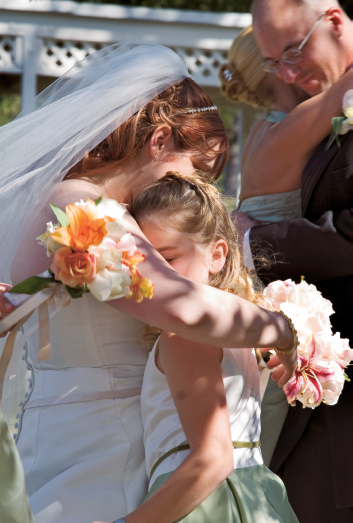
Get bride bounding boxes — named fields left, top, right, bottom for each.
left=0, top=41, right=295, bottom=523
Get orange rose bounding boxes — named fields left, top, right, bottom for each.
left=51, top=247, right=96, bottom=287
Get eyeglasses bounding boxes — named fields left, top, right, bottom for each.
left=261, top=12, right=326, bottom=73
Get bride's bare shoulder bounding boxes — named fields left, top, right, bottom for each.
left=51, top=178, right=103, bottom=208
left=11, top=179, right=103, bottom=284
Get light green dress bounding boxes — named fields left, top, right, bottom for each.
left=141, top=340, right=299, bottom=523
left=146, top=465, right=298, bottom=523
left=0, top=409, right=35, bottom=523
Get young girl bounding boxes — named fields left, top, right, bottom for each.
left=95, top=172, right=298, bottom=523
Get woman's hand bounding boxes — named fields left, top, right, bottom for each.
left=262, top=347, right=298, bottom=388
left=0, top=284, right=14, bottom=337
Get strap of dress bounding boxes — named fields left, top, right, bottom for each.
left=150, top=440, right=261, bottom=479
left=265, top=110, right=288, bottom=123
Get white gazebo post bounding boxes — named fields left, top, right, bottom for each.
left=21, top=26, right=37, bottom=115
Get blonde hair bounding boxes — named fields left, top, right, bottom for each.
left=219, top=25, right=274, bottom=109
left=129, top=172, right=263, bottom=360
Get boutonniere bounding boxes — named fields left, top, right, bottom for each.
left=325, top=89, right=353, bottom=150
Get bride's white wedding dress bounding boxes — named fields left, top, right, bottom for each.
left=16, top=294, right=149, bottom=523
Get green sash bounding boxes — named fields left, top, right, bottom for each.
left=150, top=440, right=261, bottom=479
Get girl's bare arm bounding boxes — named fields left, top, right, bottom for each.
left=123, top=332, right=234, bottom=523
left=10, top=182, right=294, bottom=379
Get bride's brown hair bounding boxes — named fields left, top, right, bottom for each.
left=129, top=171, right=263, bottom=358
left=65, top=78, right=228, bottom=182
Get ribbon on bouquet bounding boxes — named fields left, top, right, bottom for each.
left=0, top=285, right=71, bottom=402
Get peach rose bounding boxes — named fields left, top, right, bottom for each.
left=51, top=247, right=96, bottom=287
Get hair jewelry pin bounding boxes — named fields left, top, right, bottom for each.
left=222, top=69, right=233, bottom=82
left=184, top=105, right=218, bottom=114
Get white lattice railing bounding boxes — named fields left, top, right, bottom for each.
left=0, top=1, right=251, bottom=114
left=0, top=36, right=16, bottom=69
left=40, top=39, right=110, bottom=76
left=39, top=39, right=228, bottom=85
left=173, top=47, right=228, bottom=85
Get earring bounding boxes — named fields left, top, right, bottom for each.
left=152, top=152, right=159, bottom=163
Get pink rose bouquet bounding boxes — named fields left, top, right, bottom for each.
left=11, top=198, right=154, bottom=303
left=263, top=279, right=353, bottom=408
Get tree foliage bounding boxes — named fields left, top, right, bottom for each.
left=72, top=0, right=353, bottom=17
left=72, top=0, right=252, bottom=12
left=0, top=95, right=21, bottom=126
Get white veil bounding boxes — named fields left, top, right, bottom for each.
left=0, top=40, right=189, bottom=284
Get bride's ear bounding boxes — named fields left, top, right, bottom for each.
left=209, top=240, right=228, bottom=275
left=148, top=125, right=173, bottom=161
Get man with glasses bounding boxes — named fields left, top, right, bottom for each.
left=245, top=1, right=353, bottom=522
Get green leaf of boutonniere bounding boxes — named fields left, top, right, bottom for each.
left=325, top=116, right=346, bottom=151
left=94, top=195, right=103, bottom=206
left=332, top=116, right=346, bottom=136
left=49, top=203, right=70, bottom=227
left=9, top=276, right=55, bottom=295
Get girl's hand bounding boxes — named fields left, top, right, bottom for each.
left=261, top=347, right=298, bottom=388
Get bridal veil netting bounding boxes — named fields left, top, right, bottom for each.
left=0, top=40, right=188, bottom=429
left=0, top=40, right=189, bottom=285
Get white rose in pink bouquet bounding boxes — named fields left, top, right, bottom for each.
left=264, top=279, right=352, bottom=409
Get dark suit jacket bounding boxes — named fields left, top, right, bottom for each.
left=250, top=131, right=353, bottom=510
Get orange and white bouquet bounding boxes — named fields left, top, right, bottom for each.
left=11, top=198, right=154, bottom=303
left=264, top=279, right=352, bottom=409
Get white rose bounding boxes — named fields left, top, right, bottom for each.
left=87, top=267, right=131, bottom=301
left=340, top=116, right=353, bottom=134
left=104, top=221, right=126, bottom=243
left=74, top=199, right=89, bottom=210
left=322, top=332, right=353, bottom=367
left=88, top=241, right=122, bottom=271
left=288, top=281, right=334, bottom=317
left=342, top=89, right=353, bottom=117
left=96, top=199, right=126, bottom=222
left=280, top=302, right=309, bottom=329
left=263, top=280, right=294, bottom=309
left=304, top=311, right=332, bottom=337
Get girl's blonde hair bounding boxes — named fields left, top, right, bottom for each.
left=219, top=25, right=274, bottom=109
left=129, top=172, right=263, bottom=358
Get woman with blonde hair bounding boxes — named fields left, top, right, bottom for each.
left=219, top=24, right=353, bottom=467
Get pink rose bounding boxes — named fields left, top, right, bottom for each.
left=263, top=279, right=295, bottom=309
left=51, top=247, right=96, bottom=287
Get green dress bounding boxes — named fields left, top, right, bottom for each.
left=0, top=409, right=35, bottom=523
left=145, top=463, right=299, bottom=523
